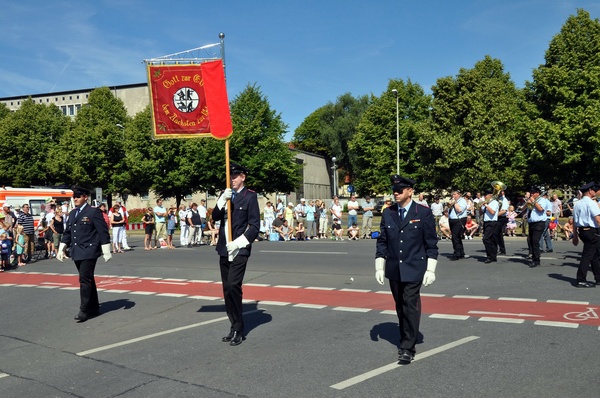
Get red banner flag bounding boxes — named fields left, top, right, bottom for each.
left=147, top=59, right=232, bottom=139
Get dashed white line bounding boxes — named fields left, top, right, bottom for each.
left=293, top=303, right=327, bottom=309
left=534, top=320, right=579, bottom=328
left=453, top=295, right=490, bottom=299
left=274, top=285, right=301, bottom=289
left=421, top=293, right=446, bottom=297
left=129, top=291, right=155, bottom=295
left=156, top=293, right=188, bottom=298
left=245, top=283, right=271, bottom=287
left=429, top=314, right=470, bottom=320
left=498, top=297, right=538, bottom=302
left=0, top=372, right=9, bottom=379
left=380, top=310, right=396, bottom=315
left=188, top=295, right=220, bottom=300
left=257, top=300, right=290, bottom=306
left=479, top=317, right=525, bottom=324
left=332, top=307, right=370, bottom=313
left=546, top=299, right=589, bottom=305
left=103, top=290, right=132, bottom=294
left=340, top=288, right=371, bottom=293
left=306, top=286, right=336, bottom=291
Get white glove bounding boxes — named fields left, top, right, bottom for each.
left=375, top=257, right=385, bottom=285
left=217, top=188, right=233, bottom=210
left=423, top=258, right=437, bottom=287
left=56, top=242, right=67, bottom=262
left=101, top=244, right=112, bottom=263
left=226, top=234, right=250, bottom=261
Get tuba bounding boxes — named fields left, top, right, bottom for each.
left=484, top=181, right=506, bottom=204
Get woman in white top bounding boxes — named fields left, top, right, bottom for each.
left=264, top=201, right=275, bottom=233
left=178, top=204, right=189, bottom=247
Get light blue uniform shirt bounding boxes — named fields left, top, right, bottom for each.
left=449, top=197, right=467, bottom=219
left=573, top=196, right=600, bottom=227
left=528, top=197, right=550, bottom=223
left=483, top=200, right=499, bottom=222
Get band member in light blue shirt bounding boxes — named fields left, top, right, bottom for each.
left=448, top=190, right=468, bottom=261
left=572, top=182, right=600, bottom=288
left=526, top=186, right=550, bottom=268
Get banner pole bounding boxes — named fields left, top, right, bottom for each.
left=225, top=138, right=232, bottom=242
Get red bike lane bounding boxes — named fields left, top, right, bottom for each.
left=2, top=272, right=599, bottom=327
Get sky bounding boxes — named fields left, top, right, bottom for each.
left=1, top=1, right=599, bottom=140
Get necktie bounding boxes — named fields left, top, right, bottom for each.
left=75, top=207, right=81, bottom=218
left=399, top=208, right=405, bottom=221
left=231, top=191, right=236, bottom=203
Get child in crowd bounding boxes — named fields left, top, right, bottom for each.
left=295, top=222, right=306, bottom=241
left=347, top=223, right=360, bottom=240
left=505, top=205, right=518, bottom=237
left=332, top=218, right=344, bottom=241
left=143, top=208, right=156, bottom=250
left=464, top=215, right=478, bottom=239
left=166, top=207, right=177, bottom=248
left=15, top=225, right=26, bottom=267
left=0, top=232, right=11, bottom=271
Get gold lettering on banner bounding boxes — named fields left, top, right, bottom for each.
left=182, top=75, right=191, bottom=82
left=162, top=75, right=180, bottom=88
left=169, top=113, right=196, bottom=127
left=193, top=75, right=203, bottom=85
left=161, top=103, right=170, bottom=115
left=196, top=106, right=209, bottom=124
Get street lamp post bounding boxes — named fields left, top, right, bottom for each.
left=391, top=89, right=399, bottom=175
left=331, top=157, right=337, bottom=197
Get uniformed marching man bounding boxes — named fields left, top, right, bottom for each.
left=572, top=182, right=600, bottom=288
left=495, top=190, right=509, bottom=255
left=525, top=186, right=550, bottom=268
left=447, top=190, right=468, bottom=261
left=212, top=163, right=260, bottom=346
left=481, top=188, right=500, bottom=263
left=375, top=175, right=438, bottom=364
left=56, top=186, right=112, bottom=322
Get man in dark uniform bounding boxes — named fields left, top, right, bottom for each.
left=212, top=163, right=260, bottom=346
left=56, top=186, right=112, bottom=322
left=375, top=175, right=439, bottom=364
left=572, top=182, right=600, bottom=288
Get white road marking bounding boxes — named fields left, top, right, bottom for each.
left=330, top=336, right=480, bottom=390
left=340, top=288, right=371, bottom=293
left=129, top=291, right=155, bottom=295
left=380, top=310, right=396, bottom=315
left=546, top=299, right=589, bottom=305
left=306, top=287, right=336, bottom=291
left=468, top=310, right=544, bottom=318
left=332, top=307, right=370, bottom=313
left=188, top=295, right=220, bottom=300
left=245, top=283, right=271, bottom=287
left=257, top=300, right=290, bottom=306
left=260, top=250, right=347, bottom=255
left=429, top=314, right=470, bottom=320
left=453, top=295, right=490, bottom=299
left=498, top=297, right=538, bottom=302
left=152, top=281, right=188, bottom=285
left=534, top=320, right=579, bottom=328
left=478, top=317, right=525, bottom=324
left=0, top=373, right=9, bottom=379
left=421, top=293, right=446, bottom=297
left=77, top=309, right=262, bottom=356
left=274, top=285, right=301, bottom=289
left=155, top=293, right=188, bottom=298
left=293, top=303, right=327, bottom=309
left=40, top=282, right=71, bottom=286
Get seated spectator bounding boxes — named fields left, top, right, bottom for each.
left=295, top=222, right=306, bottom=241
left=562, top=216, right=574, bottom=240
left=347, top=223, right=360, bottom=240
left=205, top=218, right=219, bottom=246
left=548, top=216, right=559, bottom=240
left=439, top=210, right=451, bottom=240
left=464, top=215, right=478, bottom=239
left=332, top=218, right=344, bottom=241
left=505, top=205, right=518, bottom=237
left=274, top=220, right=292, bottom=241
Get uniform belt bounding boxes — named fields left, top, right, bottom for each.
left=578, top=227, right=596, bottom=231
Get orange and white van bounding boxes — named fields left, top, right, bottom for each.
left=0, top=187, right=74, bottom=227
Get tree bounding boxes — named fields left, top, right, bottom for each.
left=415, top=56, right=528, bottom=193
left=48, top=87, right=130, bottom=199
left=292, top=107, right=330, bottom=157
left=0, top=103, right=9, bottom=121
left=0, top=99, right=70, bottom=187
left=349, top=79, right=430, bottom=196
left=526, top=9, right=600, bottom=186
left=228, top=84, right=300, bottom=196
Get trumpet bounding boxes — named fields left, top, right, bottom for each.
left=525, top=188, right=547, bottom=210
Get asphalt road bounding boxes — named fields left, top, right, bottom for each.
left=1, top=235, right=599, bottom=397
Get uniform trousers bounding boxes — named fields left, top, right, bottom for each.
left=483, top=221, right=498, bottom=260
left=220, top=255, right=249, bottom=333
left=496, top=216, right=508, bottom=252
left=577, top=228, right=600, bottom=283
left=449, top=218, right=467, bottom=257
left=527, top=221, right=545, bottom=264
left=389, top=279, right=422, bottom=354
left=75, top=258, right=99, bottom=314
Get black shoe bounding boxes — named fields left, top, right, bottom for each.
left=484, top=259, right=497, bottom=264
left=576, top=281, right=596, bottom=288
left=498, top=251, right=506, bottom=255
left=546, top=250, right=553, bottom=253
left=528, top=262, right=539, bottom=268
left=450, top=256, right=461, bottom=261
left=222, top=331, right=234, bottom=342
left=74, top=311, right=98, bottom=322
left=229, top=331, right=243, bottom=346
left=398, top=349, right=414, bottom=365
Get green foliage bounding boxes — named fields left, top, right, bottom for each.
left=349, top=79, right=430, bottom=196
left=0, top=99, right=70, bottom=186
left=415, top=56, right=528, bottom=193
left=229, top=84, right=301, bottom=195
left=526, top=9, right=600, bottom=186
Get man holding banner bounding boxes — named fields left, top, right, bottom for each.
left=212, top=163, right=260, bottom=346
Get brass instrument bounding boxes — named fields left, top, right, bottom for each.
left=525, top=187, right=546, bottom=210
left=483, top=181, right=506, bottom=205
